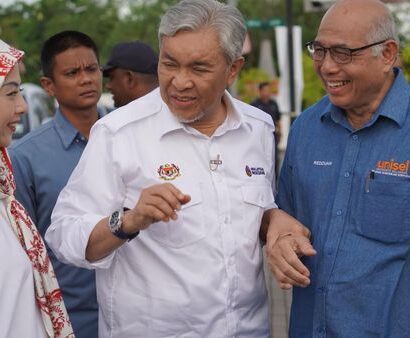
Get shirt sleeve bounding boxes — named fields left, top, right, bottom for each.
left=45, top=122, right=125, bottom=270
left=9, top=147, right=38, bottom=225
left=276, top=126, right=296, bottom=216
left=264, top=121, right=278, bottom=210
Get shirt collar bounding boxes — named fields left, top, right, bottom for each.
left=159, top=90, right=251, bottom=138
left=320, top=68, right=409, bottom=128
left=54, top=108, right=104, bottom=149
left=376, top=67, right=409, bottom=127
left=213, top=91, right=251, bottom=136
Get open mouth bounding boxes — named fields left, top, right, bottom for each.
left=170, top=94, right=197, bottom=108
left=172, top=95, right=196, bottom=102
left=7, top=122, right=18, bottom=132
left=327, top=80, right=350, bottom=88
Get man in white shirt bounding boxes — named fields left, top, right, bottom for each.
left=46, top=0, right=311, bottom=337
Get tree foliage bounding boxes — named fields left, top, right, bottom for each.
left=0, top=0, right=322, bottom=85
left=1, top=0, right=408, bottom=110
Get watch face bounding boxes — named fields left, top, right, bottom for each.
left=109, top=210, right=121, bottom=231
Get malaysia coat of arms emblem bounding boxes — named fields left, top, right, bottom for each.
left=157, top=163, right=181, bottom=181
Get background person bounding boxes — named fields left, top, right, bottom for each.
left=9, top=30, right=102, bottom=338
left=45, top=1, right=306, bottom=337
left=0, top=39, right=73, bottom=338
left=266, top=0, right=409, bottom=337
left=102, top=40, right=158, bottom=107
left=251, top=81, right=281, bottom=177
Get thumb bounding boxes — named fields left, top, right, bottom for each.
left=179, top=193, right=191, bottom=205
left=296, top=238, right=317, bottom=257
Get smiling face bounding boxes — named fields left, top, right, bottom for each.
left=0, top=64, right=27, bottom=147
left=158, top=28, right=243, bottom=131
left=313, top=0, right=397, bottom=118
left=41, top=46, right=102, bottom=115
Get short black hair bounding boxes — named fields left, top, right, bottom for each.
left=258, top=81, right=270, bottom=90
left=41, top=30, right=99, bottom=78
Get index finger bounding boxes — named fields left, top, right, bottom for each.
left=279, top=242, right=311, bottom=277
left=159, top=183, right=191, bottom=209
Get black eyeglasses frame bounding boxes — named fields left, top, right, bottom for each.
left=305, top=39, right=389, bottom=64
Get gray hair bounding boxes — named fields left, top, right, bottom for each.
left=158, top=0, right=246, bottom=65
left=367, top=4, right=399, bottom=55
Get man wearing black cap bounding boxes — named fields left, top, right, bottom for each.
left=102, top=41, right=159, bottom=108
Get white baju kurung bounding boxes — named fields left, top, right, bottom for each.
left=0, top=201, right=46, bottom=338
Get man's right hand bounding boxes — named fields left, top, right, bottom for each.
left=122, top=183, right=191, bottom=234
left=86, top=183, right=190, bottom=262
left=265, top=209, right=316, bottom=289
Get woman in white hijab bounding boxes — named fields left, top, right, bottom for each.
left=0, top=40, right=74, bottom=338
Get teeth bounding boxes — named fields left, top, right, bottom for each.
left=327, top=80, right=349, bottom=88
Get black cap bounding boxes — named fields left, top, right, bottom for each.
left=102, top=41, right=158, bottom=76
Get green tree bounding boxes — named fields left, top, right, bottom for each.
left=101, top=0, right=179, bottom=60
left=302, top=51, right=325, bottom=109
left=401, top=44, right=410, bottom=82
left=0, top=0, right=119, bottom=84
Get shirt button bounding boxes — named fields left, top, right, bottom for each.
left=336, top=209, right=342, bottom=216
left=317, top=327, right=325, bottom=333
left=327, top=250, right=333, bottom=256
left=344, top=171, right=350, bottom=178
left=317, top=286, right=325, bottom=292
left=352, top=134, right=358, bottom=141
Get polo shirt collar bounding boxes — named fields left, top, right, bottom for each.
left=320, top=68, right=409, bottom=128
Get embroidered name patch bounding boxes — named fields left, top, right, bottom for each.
left=245, top=165, right=265, bottom=177
left=313, top=160, right=333, bottom=166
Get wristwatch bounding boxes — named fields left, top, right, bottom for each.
left=108, top=208, right=139, bottom=241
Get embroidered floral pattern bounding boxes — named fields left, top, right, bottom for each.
left=0, top=148, right=74, bottom=337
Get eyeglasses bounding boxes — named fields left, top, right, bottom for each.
left=305, top=39, right=388, bottom=64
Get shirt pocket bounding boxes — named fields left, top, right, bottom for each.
left=240, top=182, right=275, bottom=241
left=356, top=175, right=410, bottom=243
left=147, top=183, right=205, bottom=248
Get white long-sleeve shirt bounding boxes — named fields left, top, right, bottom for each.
left=46, top=89, right=276, bottom=338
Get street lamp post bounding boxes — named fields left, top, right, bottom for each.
left=286, top=0, right=296, bottom=117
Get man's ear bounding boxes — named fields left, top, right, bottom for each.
left=126, top=71, right=138, bottom=87
left=40, top=76, right=55, bottom=96
left=382, top=39, right=399, bottom=69
left=227, top=57, right=244, bottom=87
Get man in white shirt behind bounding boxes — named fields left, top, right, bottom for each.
left=46, top=0, right=313, bottom=337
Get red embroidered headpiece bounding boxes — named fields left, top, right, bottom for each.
left=0, top=40, right=24, bottom=87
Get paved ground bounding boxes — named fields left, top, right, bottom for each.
left=263, top=248, right=292, bottom=338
